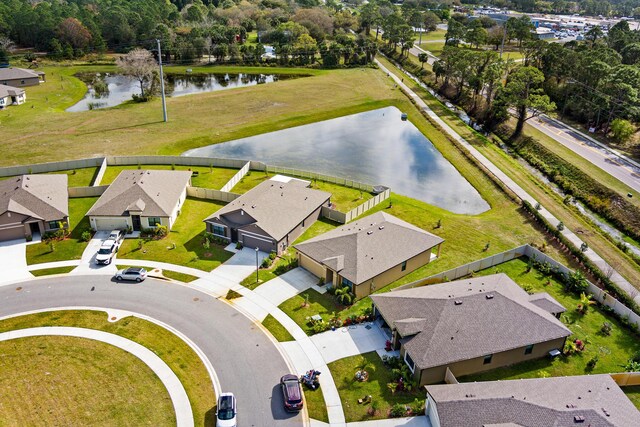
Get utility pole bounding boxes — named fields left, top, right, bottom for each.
left=157, top=39, right=167, bottom=123
left=500, top=23, right=506, bottom=59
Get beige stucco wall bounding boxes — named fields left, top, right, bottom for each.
left=299, top=253, right=326, bottom=278
left=353, top=248, right=435, bottom=300
left=415, top=336, right=567, bottom=385
left=0, top=76, right=40, bottom=87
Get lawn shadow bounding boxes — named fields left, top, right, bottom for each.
left=204, top=406, right=217, bottom=427
left=270, top=384, right=300, bottom=421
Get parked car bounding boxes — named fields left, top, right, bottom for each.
left=216, top=392, right=237, bottom=427
left=108, top=229, right=125, bottom=244
left=280, top=374, right=303, bottom=412
left=115, top=267, right=147, bottom=282
left=95, top=239, right=118, bottom=265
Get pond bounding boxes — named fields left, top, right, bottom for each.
left=183, top=107, right=490, bottom=214
left=66, top=72, right=301, bottom=112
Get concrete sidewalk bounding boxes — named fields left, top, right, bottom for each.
left=0, top=326, right=194, bottom=427
left=254, top=267, right=326, bottom=307
left=310, top=323, right=388, bottom=364
left=376, top=59, right=640, bottom=305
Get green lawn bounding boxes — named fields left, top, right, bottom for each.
left=118, top=197, right=233, bottom=271
left=419, top=41, right=445, bottom=57
left=460, top=258, right=640, bottom=382
left=30, top=266, right=76, bottom=276
left=161, top=270, right=200, bottom=283
left=330, top=352, right=422, bottom=421
left=414, top=29, right=446, bottom=43
left=0, top=310, right=216, bottom=426
left=261, top=314, right=294, bottom=342
left=278, top=288, right=343, bottom=336
left=100, top=164, right=238, bottom=189
left=26, top=197, right=98, bottom=265
left=304, top=384, right=329, bottom=423
left=230, top=170, right=271, bottom=194
left=623, top=386, right=640, bottom=410
left=0, top=167, right=98, bottom=187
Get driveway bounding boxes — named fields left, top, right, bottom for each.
left=254, top=268, right=325, bottom=307
left=0, top=276, right=302, bottom=426
left=310, top=323, right=389, bottom=364
left=0, top=239, right=34, bottom=285
left=71, top=231, right=116, bottom=275
left=192, top=247, right=268, bottom=297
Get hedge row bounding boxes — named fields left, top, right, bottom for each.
left=502, top=134, right=640, bottom=243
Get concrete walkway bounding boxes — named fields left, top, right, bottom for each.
left=0, top=239, right=34, bottom=284
left=310, top=323, right=389, bottom=364
left=0, top=326, right=194, bottom=427
left=311, top=415, right=431, bottom=427
left=376, top=59, right=640, bottom=305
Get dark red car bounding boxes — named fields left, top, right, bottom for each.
left=280, top=374, right=303, bottom=412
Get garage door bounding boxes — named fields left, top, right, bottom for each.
left=94, top=217, right=128, bottom=231
left=241, top=234, right=274, bottom=253
left=0, top=225, right=25, bottom=242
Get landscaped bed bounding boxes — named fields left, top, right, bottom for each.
left=0, top=310, right=215, bottom=426
left=118, top=197, right=233, bottom=271
left=26, top=197, right=98, bottom=265
left=0, top=335, right=175, bottom=426
left=459, top=257, right=640, bottom=382
left=100, top=164, right=238, bottom=189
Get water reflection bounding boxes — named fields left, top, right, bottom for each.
left=67, top=72, right=301, bottom=112
left=184, top=107, right=489, bottom=214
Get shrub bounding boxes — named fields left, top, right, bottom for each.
left=81, top=230, right=92, bottom=242
left=269, top=251, right=276, bottom=260
left=155, top=225, right=168, bottom=238
left=390, top=403, right=407, bottom=417
left=601, top=322, right=613, bottom=336
left=410, top=398, right=424, bottom=415
left=586, top=355, right=599, bottom=370
left=261, top=258, right=271, bottom=268
left=235, top=241, right=243, bottom=250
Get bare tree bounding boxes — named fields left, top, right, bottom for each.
left=116, top=48, right=157, bottom=98
left=0, top=36, right=15, bottom=52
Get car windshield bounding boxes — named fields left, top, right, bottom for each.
left=97, top=248, right=112, bottom=255
left=217, top=409, right=235, bottom=420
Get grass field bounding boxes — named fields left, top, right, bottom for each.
left=0, top=336, right=175, bottom=426
left=0, top=310, right=216, bottom=426
left=624, top=386, right=640, bottom=410
left=0, top=167, right=98, bottom=187
left=26, top=197, right=98, bottom=265
left=100, top=164, right=238, bottom=189
left=162, top=270, right=200, bottom=283
left=416, top=40, right=524, bottom=61
left=460, top=258, right=640, bottom=382
left=118, top=197, right=233, bottom=271
left=414, top=29, right=447, bottom=43
left=30, top=266, right=77, bottom=276
left=0, top=64, right=399, bottom=166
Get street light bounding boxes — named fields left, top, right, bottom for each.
left=255, top=247, right=259, bottom=284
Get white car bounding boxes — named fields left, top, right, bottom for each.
left=95, top=239, right=118, bottom=265
left=115, top=267, right=147, bottom=282
left=216, top=392, right=237, bottom=427
left=108, top=229, right=125, bottom=244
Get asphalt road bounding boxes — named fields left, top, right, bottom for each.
left=526, top=116, right=640, bottom=194
left=0, top=276, right=303, bottom=427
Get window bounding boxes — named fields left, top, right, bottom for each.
left=524, top=344, right=534, bottom=355
left=341, top=277, right=354, bottom=290
left=212, top=224, right=226, bottom=237
left=48, top=221, right=59, bottom=230
left=148, top=217, right=161, bottom=227
left=483, top=354, right=493, bottom=365
left=401, top=261, right=407, bottom=271
left=404, top=352, right=415, bottom=373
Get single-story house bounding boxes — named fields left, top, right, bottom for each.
left=370, top=274, right=571, bottom=386
left=0, top=84, right=26, bottom=108
left=295, top=212, right=444, bottom=299
left=0, top=174, right=69, bottom=241
left=204, top=177, right=331, bottom=254
left=87, top=170, right=191, bottom=232
left=426, top=374, right=640, bottom=427
left=0, top=67, right=45, bottom=87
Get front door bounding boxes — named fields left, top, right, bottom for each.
left=132, top=215, right=141, bottom=231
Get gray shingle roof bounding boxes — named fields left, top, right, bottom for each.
left=427, top=375, right=640, bottom=427
left=370, top=274, right=571, bottom=370
left=0, top=67, right=39, bottom=80
left=87, top=170, right=191, bottom=217
left=0, top=175, right=68, bottom=221
left=205, top=179, right=331, bottom=241
left=528, top=292, right=567, bottom=314
left=294, top=212, right=443, bottom=284
left=0, top=84, right=24, bottom=98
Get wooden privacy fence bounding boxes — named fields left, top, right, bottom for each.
left=611, top=372, right=640, bottom=386
left=220, top=162, right=250, bottom=193
left=394, top=244, right=640, bottom=329
left=0, top=157, right=105, bottom=177
left=68, top=185, right=108, bottom=198
left=187, top=187, right=240, bottom=203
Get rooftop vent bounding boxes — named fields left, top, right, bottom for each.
left=486, top=294, right=494, bottom=300
left=367, top=231, right=373, bottom=235
left=251, top=205, right=256, bottom=209
left=573, top=415, right=585, bottom=423
left=379, top=225, right=384, bottom=230
left=305, top=196, right=308, bottom=200
left=454, top=300, right=463, bottom=305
